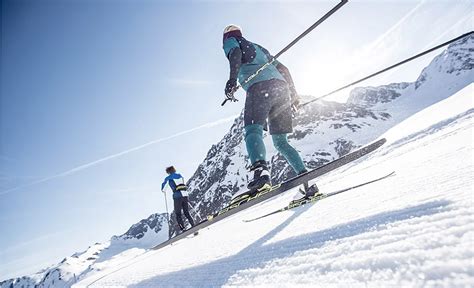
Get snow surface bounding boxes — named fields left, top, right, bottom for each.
left=75, top=84, right=474, bottom=287
left=0, top=214, right=169, bottom=287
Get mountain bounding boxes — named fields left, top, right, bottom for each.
left=180, top=33, right=473, bottom=236
left=1, top=213, right=169, bottom=287
left=2, top=33, right=472, bottom=288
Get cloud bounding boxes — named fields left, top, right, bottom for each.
left=0, top=114, right=239, bottom=196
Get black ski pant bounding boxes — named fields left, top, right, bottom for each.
left=174, top=196, right=194, bottom=230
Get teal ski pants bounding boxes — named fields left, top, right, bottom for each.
left=244, top=124, right=306, bottom=174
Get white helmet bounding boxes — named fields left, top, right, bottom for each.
left=223, top=24, right=241, bottom=34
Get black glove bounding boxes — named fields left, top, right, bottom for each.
left=289, top=86, right=300, bottom=115
left=225, top=78, right=238, bottom=98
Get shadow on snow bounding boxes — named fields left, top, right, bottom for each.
left=130, top=199, right=452, bottom=288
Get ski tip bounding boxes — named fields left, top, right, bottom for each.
left=376, top=138, right=387, bottom=145
left=383, top=171, right=395, bottom=176
left=242, top=219, right=254, bottom=223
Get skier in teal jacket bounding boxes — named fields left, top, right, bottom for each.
left=222, top=24, right=319, bottom=198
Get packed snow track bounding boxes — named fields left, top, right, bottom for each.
left=76, top=85, right=473, bottom=287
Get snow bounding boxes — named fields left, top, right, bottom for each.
left=61, top=219, right=169, bottom=284
left=74, top=84, right=474, bottom=287
left=0, top=214, right=170, bottom=287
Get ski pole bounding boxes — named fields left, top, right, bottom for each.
left=163, top=191, right=171, bottom=231
left=222, top=0, right=348, bottom=106
left=187, top=202, right=200, bottom=220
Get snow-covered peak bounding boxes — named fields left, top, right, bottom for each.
left=347, top=82, right=410, bottom=107
left=112, top=213, right=169, bottom=245
left=1, top=213, right=169, bottom=287
left=415, top=33, right=473, bottom=89
left=348, top=34, right=473, bottom=107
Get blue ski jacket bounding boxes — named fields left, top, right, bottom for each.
left=161, top=172, right=188, bottom=199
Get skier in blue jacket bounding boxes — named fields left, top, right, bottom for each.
left=222, top=24, right=319, bottom=198
left=161, top=166, right=195, bottom=231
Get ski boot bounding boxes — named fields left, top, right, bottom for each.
left=230, top=161, right=272, bottom=204
left=297, top=169, right=321, bottom=198
left=247, top=160, right=272, bottom=192
left=176, top=222, right=186, bottom=234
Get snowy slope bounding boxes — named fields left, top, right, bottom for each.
left=76, top=84, right=473, bottom=287
left=0, top=214, right=169, bottom=287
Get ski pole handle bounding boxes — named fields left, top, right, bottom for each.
left=221, top=96, right=238, bottom=106
left=221, top=85, right=241, bottom=106
left=221, top=98, right=230, bottom=106
left=221, top=59, right=273, bottom=107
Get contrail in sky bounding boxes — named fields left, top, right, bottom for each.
left=367, top=0, right=427, bottom=51
left=0, top=114, right=239, bottom=196
left=425, top=12, right=473, bottom=48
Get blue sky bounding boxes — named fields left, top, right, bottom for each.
left=1, top=0, right=472, bottom=280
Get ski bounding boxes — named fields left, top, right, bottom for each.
left=214, top=138, right=387, bottom=218
left=244, top=171, right=396, bottom=222
left=152, top=138, right=386, bottom=250
left=186, top=231, right=199, bottom=238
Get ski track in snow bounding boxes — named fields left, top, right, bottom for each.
left=74, top=85, right=474, bottom=287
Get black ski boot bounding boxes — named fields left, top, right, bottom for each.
left=247, top=160, right=272, bottom=192
left=301, top=181, right=320, bottom=197
left=297, top=169, right=321, bottom=198
left=230, top=161, right=272, bottom=204
left=177, top=222, right=186, bottom=234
